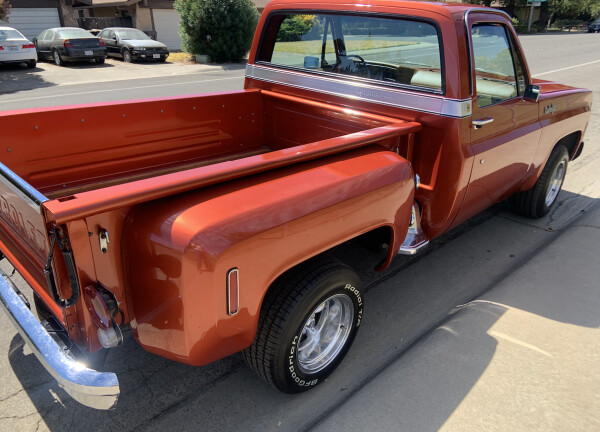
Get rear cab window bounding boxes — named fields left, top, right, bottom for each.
left=257, top=12, right=445, bottom=94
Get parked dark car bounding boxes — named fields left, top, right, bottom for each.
left=34, top=27, right=107, bottom=66
left=98, top=27, right=169, bottom=62
left=588, top=18, right=600, bottom=33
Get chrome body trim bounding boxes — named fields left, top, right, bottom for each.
left=246, top=64, right=472, bottom=118
left=0, top=162, right=48, bottom=211
left=0, top=271, right=120, bottom=410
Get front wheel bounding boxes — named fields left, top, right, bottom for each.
left=510, top=145, right=569, bottom=218
left=122, top=49, right=132, bottom=63
left=243, top=259, right=363, bottom=393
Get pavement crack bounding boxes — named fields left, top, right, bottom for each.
left=0, top=388, right=25, bottom=402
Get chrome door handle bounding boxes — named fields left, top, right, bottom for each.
left=472, top=117, right=494, bottom=129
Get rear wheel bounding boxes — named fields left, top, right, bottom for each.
left=510, top=145, right=569, bottom=218
left=122, top=49, right=132, bottom=63
left=52, top=49, right=64, bottom=66
left=96, top=58, right=105, bottom=64
left=243, top=259, right=363, bottom=393
left=26, top=61, right=36, bottom=68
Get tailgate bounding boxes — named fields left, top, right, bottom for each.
left=0, top=162, right=60, bottom=316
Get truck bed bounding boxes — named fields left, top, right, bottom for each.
left=0, top=89, right=421, bottom=323
left=1, top=89, right=401, bottom=199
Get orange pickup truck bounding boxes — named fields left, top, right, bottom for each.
left=0, top=0, right=591, bottom=410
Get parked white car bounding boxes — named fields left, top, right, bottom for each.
left=0, top=26, right=37, bottom=68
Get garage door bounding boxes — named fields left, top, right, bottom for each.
left=3, top=8, right=61, bottom=41
left=152, top=8, right=181, bottom=50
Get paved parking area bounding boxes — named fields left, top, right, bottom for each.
left=0, top=58, right=243, bottom=95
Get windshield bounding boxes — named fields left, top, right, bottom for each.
left=57, top=29, right=94, bottom=39
left=117, top=30, right=151, bottom=40
left=0, top=29, right=26, bottom=41
left=258, top=13, right=443, bottom=92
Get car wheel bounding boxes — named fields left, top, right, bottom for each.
left=510, top=145, right=569, bottom=218
left=96, top=58, right=105, bottom=64
left=52, top=49, right=64, bottom=66
left=27, top=61, right=36, bottom=68
left=123, top=49, right=132, bottom=63
left=243, top=259, right=363, bottom=393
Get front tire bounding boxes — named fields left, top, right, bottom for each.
left=510, top=145, right=569, bottom=218
left=122, top=49, right=132, bottom=63
left=244, top=259, right=363, bottom=393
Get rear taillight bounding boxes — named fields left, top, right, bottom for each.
left=0, top=46, right=4, bottom=51
left=22, top=44, right=35, bottom=49
left=99, top=39, right=105, bottom=47
left=84, top=285, right=112, bottom=330
left=64, top=39, right=73, bottom=48
left=84, top=285, right=123, bottom=348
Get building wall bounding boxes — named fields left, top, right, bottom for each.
left=135, top=3, right=153, bottom=31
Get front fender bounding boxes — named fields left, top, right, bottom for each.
left=123, top=146, right=414, bottom=365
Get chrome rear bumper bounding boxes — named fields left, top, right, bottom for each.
left=0, top=271, right=119, bottom=410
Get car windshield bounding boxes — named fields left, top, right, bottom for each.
left=57, top=29, right=94, bottom=39
left=117, top=30, right=151, bottom=40
left=0, top=29, right=26, bottom=41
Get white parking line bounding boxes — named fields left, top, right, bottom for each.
left=533, top=59, right=600, bottom=77
left=0, top=76, right=242, bottom=103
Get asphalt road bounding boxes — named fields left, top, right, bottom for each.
left=0, top=32, right=599, bottom=432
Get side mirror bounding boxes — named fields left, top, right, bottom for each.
left=523, top=84, right=541, bottom=102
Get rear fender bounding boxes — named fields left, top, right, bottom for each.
left=123, top=146, right=414, bottom=366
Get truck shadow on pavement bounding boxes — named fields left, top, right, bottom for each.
left=5, top=194, right=599, bottom=432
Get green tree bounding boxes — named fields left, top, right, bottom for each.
left=175, top=0, right=259, bottom=62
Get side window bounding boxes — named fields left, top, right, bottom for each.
left=471, top=24, right=518, bottom=107
left=44, top=31, right=54, bottom=41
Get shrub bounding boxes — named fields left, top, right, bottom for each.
left=1, top=0, right=11, bottom=22
left=175, top=0, right=259, bottom=62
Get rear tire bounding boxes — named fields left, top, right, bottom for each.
left=52, top=49, right=64, bottom=66
left=243, top=259, right=363, bottom=393
left=26, top=61, right=36, bottom=68
left=510, top=145, right=569, bottom=218
left=96, top=58, right=105, bottom=64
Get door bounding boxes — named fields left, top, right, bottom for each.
left=5, top=8, right=60, bottom=41
left=152, top=8, right=181, bottom=50
left=460, top=17, right=540, bottom=216
left=102, top=30, right=119, bottom=56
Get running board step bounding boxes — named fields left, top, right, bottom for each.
left=398, top=203, right=429, bottom=255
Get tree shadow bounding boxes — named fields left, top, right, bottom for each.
left=0, top=63, right=56, bottom=95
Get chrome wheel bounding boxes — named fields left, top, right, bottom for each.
left=545, top=160, right=566, bottom=206
left=297, top=294, right=354, bottom=374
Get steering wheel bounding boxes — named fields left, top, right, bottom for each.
left=333, top=54, right=367, bottom=75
